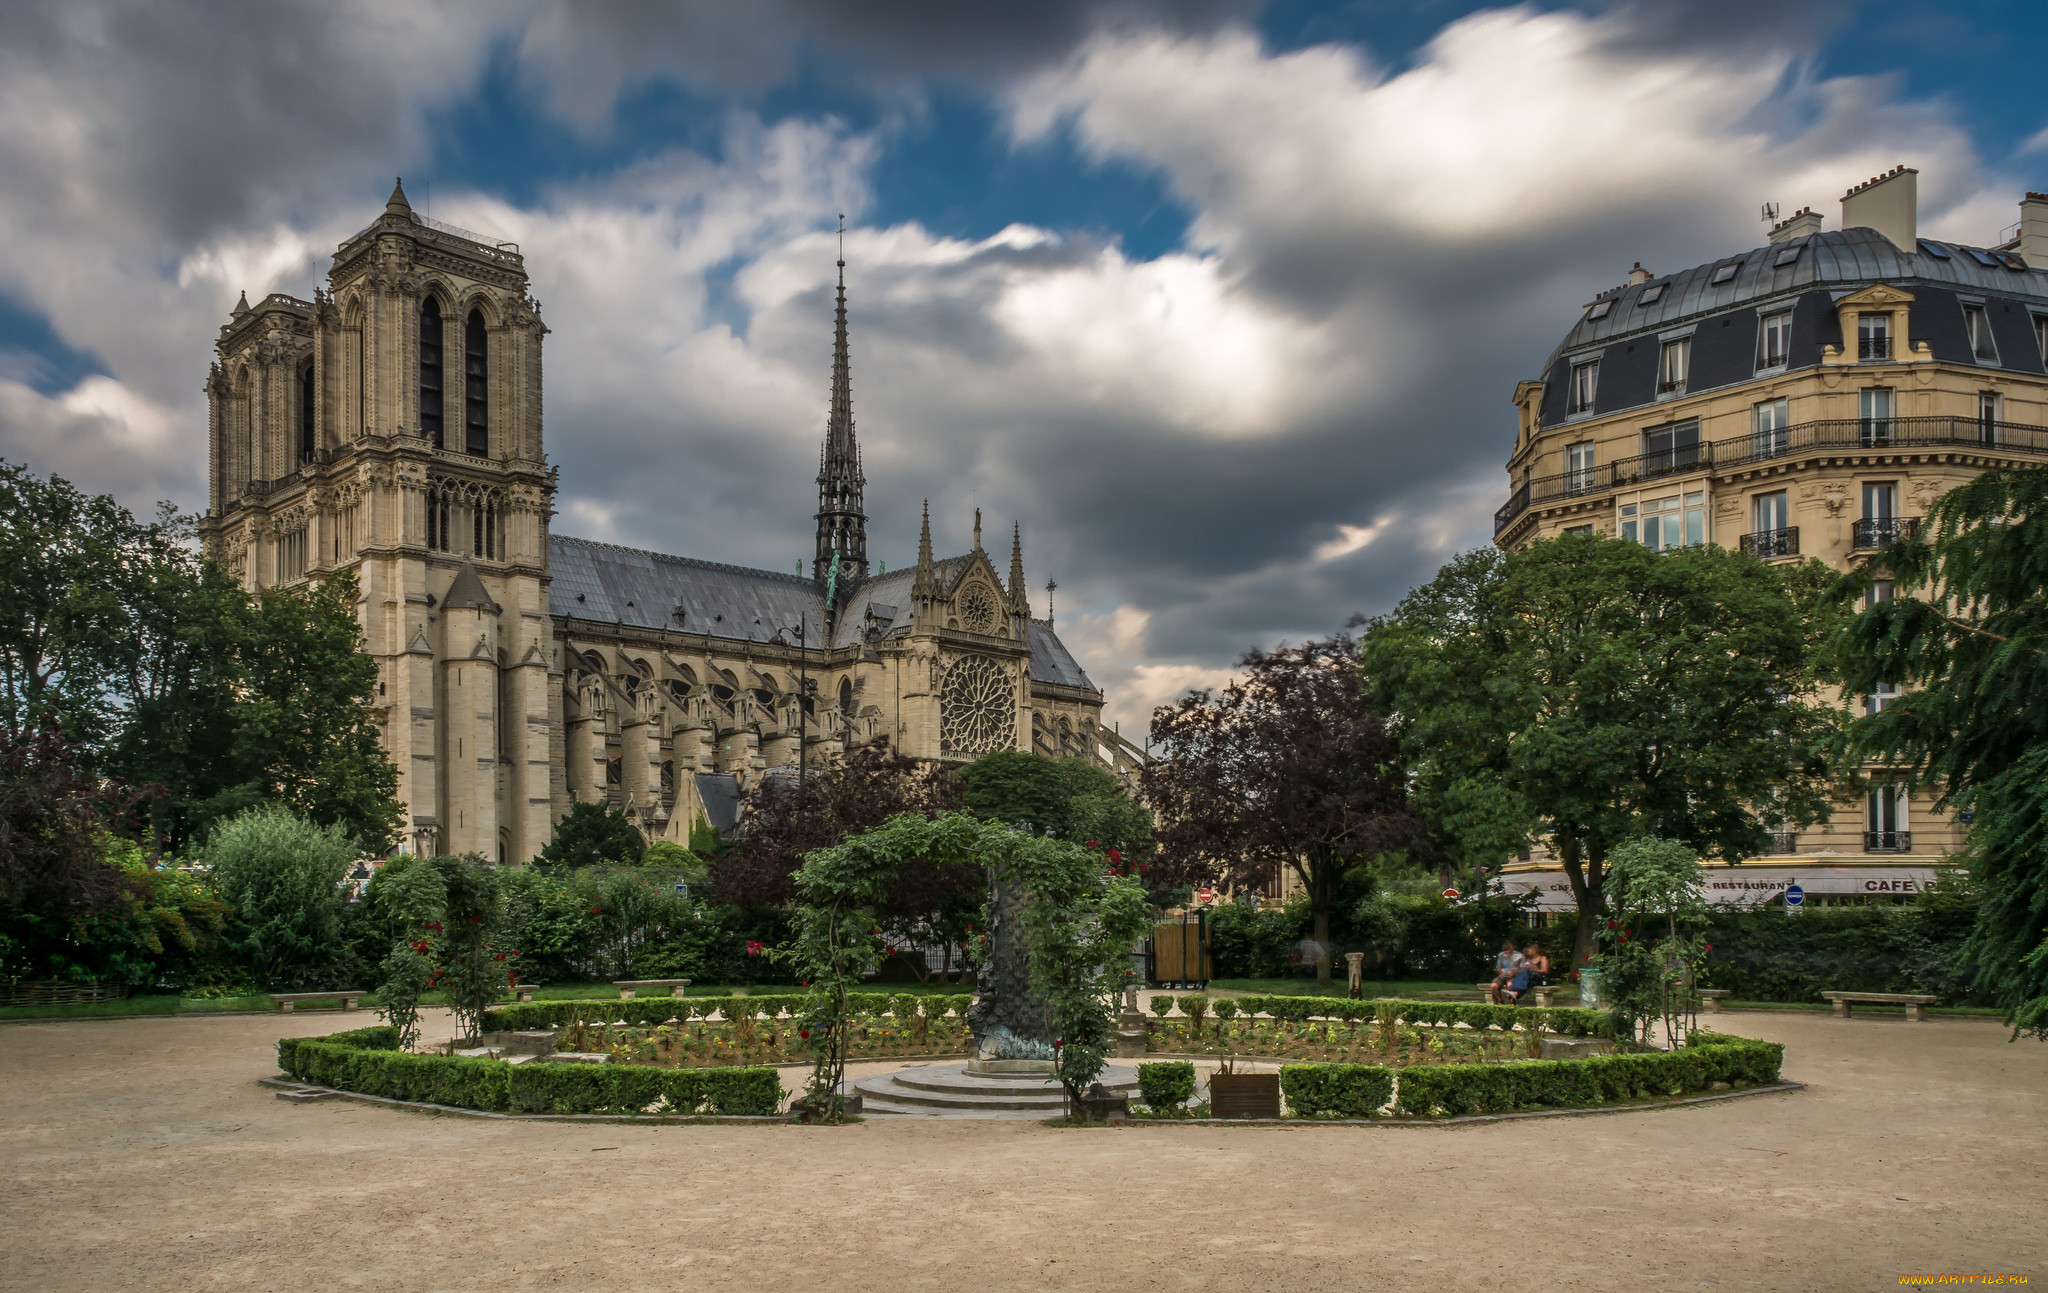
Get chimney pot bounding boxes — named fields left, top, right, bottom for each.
left=1841, top=165, right=1918, bottom=251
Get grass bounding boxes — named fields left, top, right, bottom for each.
left=1206, top=979, right=1492, bottom=1000
left=1720, top=999, right=2003, bottom=1017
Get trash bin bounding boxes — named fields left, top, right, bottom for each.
left=1577, top=967, right=1602, bottom=1010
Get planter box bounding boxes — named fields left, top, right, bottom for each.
left=1208, top=1072, right=1281, bottom=1119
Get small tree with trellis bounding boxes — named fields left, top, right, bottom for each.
left=1593, top=836, right=1710, bottom=1048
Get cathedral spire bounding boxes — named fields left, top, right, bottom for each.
left=815, top=215, right=867, bottom=589
left=914, top=499, right=936, bottom=601
left=1008, top=523, right=1028, bottom=615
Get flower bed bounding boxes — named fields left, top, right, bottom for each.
left=481, top=991, right=972, bottom=1033
left=276, top=1025, right=782, bottom=1116
left=1131, top=1032, right=1785, bottom=1121
left=1148, top=1017, right=1548, bottom=1064
left=550, top=1014, right=973, bottom=1068
left=1215, top=995, right=1613, bottom=1036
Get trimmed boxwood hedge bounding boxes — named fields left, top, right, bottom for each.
left=276, top=1028, right=781, bottom=1116
left=1278, top=1033, right=1785, bottom=1119
left=1222, top=995, right=1614, bottom=1038
left=1135, top=1061, right=1196, bottom=1109
left=480, top=992, right=972, bottom=1033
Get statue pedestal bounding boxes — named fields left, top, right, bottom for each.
left=967, top=1058, right=1056, bottom=1076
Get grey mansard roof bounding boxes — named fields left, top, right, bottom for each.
left=547, top=533, right=1098, bottom=693
left=1536, top=228, right=2048, bottom=425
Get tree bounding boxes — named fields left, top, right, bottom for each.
left=197, top=803, right=358, bottom=989
left=1143, top=636, right=1420, bottom=990
left=1363, top=534, right=1836, bottom=970
left=1827, top=467, right=2048, bottom=1038
left=1593, top=836, right=1709, bottom=1047
left=0, top=719, right=142, bottom=925
left=539, top=801, right=646, bottom=869
left=959, top=750, right=1152, bottom=856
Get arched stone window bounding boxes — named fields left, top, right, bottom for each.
left=298, top=358, right=315, bottom=463
left=464, top=309, right=487, bottom=456
left=838, top=677, right=854, bottom=717
left=419, top=296, right=444, bottom=446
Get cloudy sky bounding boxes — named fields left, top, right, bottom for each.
left=4, top=0, right=2047, bottom=734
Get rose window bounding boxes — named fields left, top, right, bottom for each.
left=958, top=581, right=1001, bottom=634
left=940, top=654, right=1015, bottom=755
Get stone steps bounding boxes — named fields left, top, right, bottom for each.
left=849, top=1062, right=1139, bottom=1118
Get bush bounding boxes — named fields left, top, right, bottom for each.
left=1699, top=901, right=1978, bottom=1004
left=1280, top=1063, right=1395, bottom=1118
left=198, top=803, right=359, bottom=990
left=277, top=1026, right=781, bottom=1115
left=1135, top=1061, right=1196, bottom=1109
left=479, top=991, right=971, bottom=1033
left=1380, top=1037, right=1784, bottom=1118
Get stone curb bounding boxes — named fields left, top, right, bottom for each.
left=1102, top=1080, right=1805, bottom=1127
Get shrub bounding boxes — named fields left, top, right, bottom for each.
left=199, top=803, right=358, bottom=990
left=1177, top=994, right=1210, bottom=1033
left=1149, top=995, right=1174, bottom=1018
left=1378, top=1037, right=1784, bottom=1118
left=1212, top=998, right=1238, bottom=1021
left=1220, top=994, right=1612, bottom=1037
left=1135, top=1061, right=1196, bottom=1110
left=1281, top=1064, right=1395, bottom=1118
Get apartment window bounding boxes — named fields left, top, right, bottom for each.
left=1642, top=419, right=1701, bottom=477
left=1858, top=386, right=1895, bottom=446
left=1857, top=311, right=1891, bottom=361
left=1963, top=304, right=1998, bottom=362
left=1566, top=441, right=1596, bottom=495
left=1758, top=310, right=1792, bottom=369
left=1563, top=524, right=1594, bottom=536
left=1752, top=397, right=1789, bottom=458
left=1864, top=482, right=1897, bottom=522
left=1866, top=785, right=1910, bottom=852
left=2034, top=315, right=2048, bottom=365
left=1753, top=490, right=1789, bottom=533
left=1864, top=577, right=1894, bottom=609
left=1864, top=681, right=1900, bottom=716
left=1570, top=360, right=1599, bottom=413
left=1979, top=391, right=2001, bottom=446
left=1659, top=337, right=1690, bottom=393
left=1745, top=490, right=1794, bottom=558
left=1620, top=491, right=1704, bottom=551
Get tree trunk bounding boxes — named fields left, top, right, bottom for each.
left=1559, top=838, right=1605, bottom=971
left=1311, top=854, right=1332, bottom=991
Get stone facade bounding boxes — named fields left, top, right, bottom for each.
left=199, top=183, right=1142, bottom=860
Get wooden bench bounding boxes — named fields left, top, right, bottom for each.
left=1821, top=991, right=1938, bottom=1022
left=1696, top=989, right=1730, bottom=1013
left=270, top=991, right=363, bottom=1013
left=511, top=984, right=538, bottom=1003
left=1474, top=983, right=1555, bottom=1008
left=612, top=979, right=691, bottom=1000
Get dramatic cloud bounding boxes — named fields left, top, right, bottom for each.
left=0, top=1, right=2029, bottom=734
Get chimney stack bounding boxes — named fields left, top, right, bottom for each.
left=1627, top=262, right=1652, bottom=285
left=1767, top=207, right=1823, bottom=244
left=2018, top=193, right=2048, bottom=266
left=1841, top=165, right=1918, bottom=251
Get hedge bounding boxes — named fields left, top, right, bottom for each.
left=277, top=1028, right=782, bottom=1116
left=480, top=992, right=973, bottom=1033
left=1135, top=1061, right=1196, bottom=1109
left=1279, top=1064, right=1397, bottom=1118
left=1321, top=1034, right=1785, bottom=1119
left=1218, top=995, right=1614, bottom=1038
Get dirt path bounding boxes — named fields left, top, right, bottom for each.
left=1, top=1009, right=2041, bottom=1291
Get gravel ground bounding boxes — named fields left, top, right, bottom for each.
left=1, top=1008, right=2042, bottom=1292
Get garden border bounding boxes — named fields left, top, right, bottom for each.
left=1102, top=1080, right=1805, bottom=1127
left=255, top=1077, right=792, bottom=1124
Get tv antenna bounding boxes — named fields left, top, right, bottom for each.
left=1761, top=202, right=1781, bottom=226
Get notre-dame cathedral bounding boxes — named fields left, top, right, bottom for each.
left=198, top=182, right=1142, bottom=862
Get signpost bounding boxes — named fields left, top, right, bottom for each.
left=1784, top=880, right=1804, bottom=916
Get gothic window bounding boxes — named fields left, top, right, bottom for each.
left=940, top=654, right=1015, bottom=756
left=464, top=309, right=488, bottom=456
left=958, top=581, right=1000, bottom=633
left=838, top=677, right=854, bottom=717
left=298, top=359, right=315, bottom=463
left=419, top=297, right=444, bottom=447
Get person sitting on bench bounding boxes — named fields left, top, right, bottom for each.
left=1487, top=941, right=1524, bottom=1003
left=1500, top=941, right=1549, bottom=1004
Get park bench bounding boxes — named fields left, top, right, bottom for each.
left=1696, top=990, right=1730, bottom=1013
left=270, top=991, right=363, bottom=1013
left=1820, top=991, right=1938, bottom=1022
left=1473, top=983, right=1556, bottom=1008
left=612, top=979, right=691, bottom=1000
left=511, top=984, right=538, bottom=1003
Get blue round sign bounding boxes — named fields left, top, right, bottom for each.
left=1784, top=883, right=1804, bottom=907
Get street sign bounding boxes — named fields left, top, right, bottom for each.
left=674, top=881, right=690, bottom=897
left=1784, top=882, right=1804, bottom=907
left=1195, top=888, right=1217, bottom=906
left=1441, top=887, right=1460, bottom=901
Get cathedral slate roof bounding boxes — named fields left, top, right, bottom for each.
left=547, top=534, right=1097, bottom=692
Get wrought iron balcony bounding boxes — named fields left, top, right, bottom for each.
left=1765, top=832, right=1798, bottom=855
left=1494, top=414, right=2048, bottom=536
left=1864, top=830, right=1912, bottom=853
left=1739, top=527, right=1799, bottom=558
left=1858, top=336, right=1892, bottom=361
left=1852, top=517, right=1920, bottom=549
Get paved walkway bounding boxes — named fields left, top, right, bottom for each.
left=0, top=1009, right=2042, bottom=1290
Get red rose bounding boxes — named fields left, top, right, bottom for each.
left=1705, top=944, right=1714, bottom=952
left=745, top=940, right=764, bottom=956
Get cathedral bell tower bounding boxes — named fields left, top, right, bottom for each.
left=814, top=230, right=868, bottom=607
left=199, top=179, right=557, bottom=862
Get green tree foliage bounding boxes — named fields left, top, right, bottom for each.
left=640, top=839, right=703, bottom=875
left=1827, top=467, right=2048, bottom=1036
left=958, top=750, right=1152, bottom=856
left=539, top=801, right=646, bottom=869
left=1143, top=636, right=1420, bottom=989
left=1363, top=534, right=1836, bottom=970
left=1591, top=837, right=1710, bottom=1046
left=1698, top=874, right=1979, bottom=1004
left=197, top=804, right=358, bottom=989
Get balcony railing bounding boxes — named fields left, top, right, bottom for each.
left=1865, top=830, right=1913, bottom=853
left=1858, top=336, right=1892, bottom=361
left=1852, top=517, right=1920, bottom=549
left=1764, top=831, right=1799, bottom=855
left=1739, top=527, right=1800, bottom=558
left=1495, top=414, right=2048, bottom=535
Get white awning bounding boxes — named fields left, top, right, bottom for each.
left=1496, top=863, right=1943, bottom=911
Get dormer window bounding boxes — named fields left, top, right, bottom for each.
left=1857, top=312, right=1891, bottom=362
left=1758, top=310, right=1792, bottom=369
left=1773, top=244, right=1802, bottom=268
left=1964, top=247, right=2000, bottom=269
left=1963, top=304, right=1998, bottom=363
left=1570, top=359, right=1599, bottom=413
left=1659, top=337, right=1689, bottom=393
left=1638, top=283, right=1665, bottom=306
left=1917, top=240, right=1951, bottom=261
left=1587, top=299, right=1613, bottom=320
left=1709, top=262, right=1739, bottom=285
